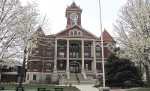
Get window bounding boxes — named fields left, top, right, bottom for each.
left=85, top=64, right=88, bottom=70
left=96, top=45, right=101, bottom=52
left=60, top=63, right=63, bottom=68
left=85, top=52, right=89, bottom=57
left=35, top=50, right=39, bottom=53
left=69, top=30, right=82, bottom=36
left=33, top=74, right=36, bottom=80
left=70, top=31, right=73, bottom=36
left=96, top=52, right=101, bottom=58
left=96, top=63, right=102, bottom=73
left=74, top=31, right=77, bottom=35
left=46, top=63, right=52, bottom=70
left=58, top=52, right=65, bottom=58
left=27, top=74, right=29, bottom=80
left=78, top=32, right=80, bottom=35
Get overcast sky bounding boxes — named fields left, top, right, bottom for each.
left=21, top=0, right=127, bottom=37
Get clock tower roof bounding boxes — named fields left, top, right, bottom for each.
left=66, top=2, right=82, bottom=11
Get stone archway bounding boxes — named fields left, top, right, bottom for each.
left=69, top=61, right=81, bottom=73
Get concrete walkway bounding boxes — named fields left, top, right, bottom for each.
left=74, top=84, right=126, bottom=91
left=111, top=89, right=125, bottom=91
left=75, top=84, right=99, bottom=91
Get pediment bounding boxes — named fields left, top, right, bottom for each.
left=55, top=25, right=98, bottom=39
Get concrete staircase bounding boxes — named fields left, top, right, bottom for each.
left=69, top=73, right=79, bottom=84
left=75, top=85, right=99, bottom=91
left=59, top=73, right=96, bottom=85
left=78, top=73, right=96, bottom=84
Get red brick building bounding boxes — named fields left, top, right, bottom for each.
left=26, top=2, right=115, bottom=84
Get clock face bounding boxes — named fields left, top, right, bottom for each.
left=70, top=13, right=78, bottom=25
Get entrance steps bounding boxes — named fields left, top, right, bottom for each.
left=59, top=73, right=96, bottom=85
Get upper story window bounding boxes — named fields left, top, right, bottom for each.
left=74, top=31, right=77, bottom=36
left=78, top=32, right=80, bottom=35
left=70, top=31, right=74, bottom=36
left=69, top=29, right=82, bottom=37
left=96, top=45, right=101, bottom=52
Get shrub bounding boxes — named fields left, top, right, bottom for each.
left=105, top=54, right=143, bottom=88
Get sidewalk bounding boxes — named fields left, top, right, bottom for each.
left=75, top=84, right=99, bottom=91
left=111, top=89, right=125, bottom=91
left=75, top=85, right=126, bottom=91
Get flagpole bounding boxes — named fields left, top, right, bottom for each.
left=98, top=0, right=105, bottom=87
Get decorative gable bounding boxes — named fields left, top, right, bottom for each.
left=55, top=25, right=98, bottom=39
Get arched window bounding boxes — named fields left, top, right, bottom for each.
left=69, top=29, right=82, bottom=36
left=69, top=31, right=73, bottom=36
left=78, top=31, right=80, bottom=35
left=71, top=31, right=73, bottom=36
left=74, top=31, right=77, bottom=36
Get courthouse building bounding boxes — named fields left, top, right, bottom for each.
left=25, top=2, right=115, bottom=84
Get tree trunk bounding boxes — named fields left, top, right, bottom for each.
left=18, top=47, right=27, bottom=85
left=22, top=47, right=27, bottom=83
left=0, top=66, right=2, bottom=84
left=144, top=65, right=150, bottom=83
left=0, top=70, right=1, bottom=84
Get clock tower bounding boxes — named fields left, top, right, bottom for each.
left=66, top=2, right=82, bottom=28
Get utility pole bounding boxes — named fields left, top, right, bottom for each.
left=98, top=0, right=105, bottom=87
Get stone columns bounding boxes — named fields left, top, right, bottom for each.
left=82, top=40, right=87, bottom=79
left=93, top=40, right=97, bottom=74
left=54, top=39, right=57, bottom=72
left=81, top=40, right=85, bottom=72
left=66, top=39, right=70, bottom=79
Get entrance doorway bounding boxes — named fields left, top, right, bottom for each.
left=70, top=61, right=81, bottom=73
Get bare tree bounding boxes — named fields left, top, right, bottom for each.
left=0, top=0, right=39, bottom=84
left=0, top=0, right=38, bottom=60
left=115, top=0, right=150, bottom=82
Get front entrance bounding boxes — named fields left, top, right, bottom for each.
left=70, top=61, right=81, bottom=73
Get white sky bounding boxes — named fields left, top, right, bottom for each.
left=21, top=0, right=127, bottom=37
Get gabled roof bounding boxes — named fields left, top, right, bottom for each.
left=100, top=29, right=115, bottom=42
left=34, top=27, right=45, bottom=36
left=55, top=25, right=98, bottom=39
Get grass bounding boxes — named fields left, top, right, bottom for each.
left=1, top=84, right=80, bottom=91
left=126, top=87, right=150, bottom=91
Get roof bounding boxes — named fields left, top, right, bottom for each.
left=31, top=27, right=45, bottom=37
left=36, top=27, right=45, bottom=35
left=100, top=29, right=115, bottom=42
left=55, top=25, right=99, bottom=39
left=66, top=2, right=82, bottom=11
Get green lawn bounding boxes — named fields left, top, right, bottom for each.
left=1, top=84, right=80, bottom=91
left=126, top=87, right=150, bottom=91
